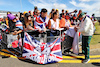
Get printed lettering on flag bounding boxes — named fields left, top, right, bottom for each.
left=22, top=32, right=63, bottom=64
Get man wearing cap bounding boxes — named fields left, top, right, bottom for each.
left=75, top=12, right=94, bottom=63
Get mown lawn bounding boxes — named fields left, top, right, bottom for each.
left=90, top=22, right=100, bottom=45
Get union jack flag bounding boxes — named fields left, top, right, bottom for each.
left=34, top=16, right=49, bottom=31
left=22, top=32, right=63, bottom=64
left=16, top=20, right=23, bottom=30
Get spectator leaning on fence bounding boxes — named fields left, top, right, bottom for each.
left=34, top=8, right=49, bottom=33
left=48, top=12, right=60, bottom=30
left=7, top=14, right=23, bottom=35
left=74, top=12, right=94, bottom=63
left=48, top=12, right=61, bottom=36
left=60, top=13, right=72, bottom=29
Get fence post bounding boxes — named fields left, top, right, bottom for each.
left=21, top=31, right=24, bottom=57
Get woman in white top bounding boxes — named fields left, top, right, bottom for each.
left=48, top=12, right=60, bottom=30
left=48, top=12, right=60, bottom=36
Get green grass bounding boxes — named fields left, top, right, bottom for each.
left=90, top=22, right=100, bottom=45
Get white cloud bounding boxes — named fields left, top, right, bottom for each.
left=54, top=3, right=67, bottom=9
left=53, top=3, right=68, bottom=13
left=69, top=0, right=77, bottom=6
left=70, top=0, right=100, bottom=17
left=28, top=0, right=100, bottom=17
left=28, top=0, right=55, bottom=12
left=28, top=0, right=73, bottom=13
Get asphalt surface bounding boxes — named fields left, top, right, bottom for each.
left=0, top=57, right=100, bottom=67
left=0, top=48, right=100, bottom=67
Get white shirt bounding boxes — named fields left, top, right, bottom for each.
left=50, top=19, right=60, bottom=30
left=65, top=19, right=70, bottom=27
left=78, top=16, right=94, bottom=36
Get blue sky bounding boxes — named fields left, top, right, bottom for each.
left=0, top=0, right=100, bottom=17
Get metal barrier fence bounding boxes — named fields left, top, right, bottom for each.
left=0, top=29, right=73, bottom=57
left=1, top=31, right=22, bottom=57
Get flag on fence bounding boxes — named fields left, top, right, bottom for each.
left=22, top=32, right=63, bottom=64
